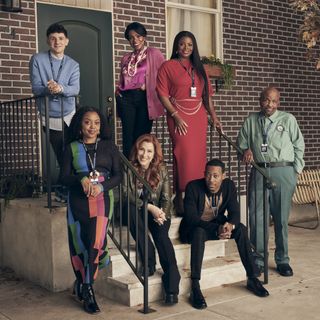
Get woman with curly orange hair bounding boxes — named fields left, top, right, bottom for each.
left=123, top=134, right=181, bottom=305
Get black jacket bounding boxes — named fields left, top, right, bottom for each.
left=179, top=178, right=240, bottom=243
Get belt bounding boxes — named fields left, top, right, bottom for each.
left=120, top=88, right=146, bottom=94
left=256, top=161, right=294, bottom=168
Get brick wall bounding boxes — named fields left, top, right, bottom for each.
left=220, top=0, right=320, bottom=169
left=0, top=0, right=35, bottom=101
left=0, top=0, right=319, bottom=170
left=112, top=0, right=170, bottom=157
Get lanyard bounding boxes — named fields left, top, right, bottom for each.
left=211, top=193, right=220, bottom=208
left=177, top=59, right=195, bottom=87
left=260, top=116, right=273, bottom=144
left=82, top=139, right=99, bottom=172
left=48, top=51, right=64, bottom=82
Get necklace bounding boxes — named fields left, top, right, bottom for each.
left=126, top=47, right=147, bottom=77
left=82, top=138, right=100, bottom=184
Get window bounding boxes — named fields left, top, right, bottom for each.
left=166, top=0, right=222, bottom=59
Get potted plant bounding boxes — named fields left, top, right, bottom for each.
left=201, top=54, right=235, bottom=89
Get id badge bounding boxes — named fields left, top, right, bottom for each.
left=190, top=86, right=197, bottom=97
left=261, top=144, right=268, bottom=154
left=89, top=170, right=100, bottom=185
left=212, top=206, right=218, bottom=218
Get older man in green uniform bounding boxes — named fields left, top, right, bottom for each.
left=237, top=86, right=305, bottom=277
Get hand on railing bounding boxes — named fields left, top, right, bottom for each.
left=47, top=80, right=63, bottom=95
left=213, top=118, right=223, bottom=134
left=242, top=149, right=254, bottom=164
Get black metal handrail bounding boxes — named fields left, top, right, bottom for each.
left=0, top=97, right=42, bottom=200
left=207, top=120, right=275, bottom=284
left=107, top=153, right=156, bottom=314
left=1, top=95, right=275, bottom=309
left=0, top=95, right=156, bottom=313
left=0, top=95, right=79, bottom=208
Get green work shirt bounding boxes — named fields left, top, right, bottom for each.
left=237, top=110, right=305, bottom=173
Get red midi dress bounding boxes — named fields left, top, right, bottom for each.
left=157, top=59, right=214, bottom=192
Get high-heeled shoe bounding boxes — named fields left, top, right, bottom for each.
left=82, top=284, right=100, bottom=314
left=72, top=279, right=83, bottom=302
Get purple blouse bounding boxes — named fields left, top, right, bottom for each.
left=119, top=58, right=147, bottom=91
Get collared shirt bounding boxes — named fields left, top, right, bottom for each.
left=237, top=110, right=305, bottom=173
left=201, top=193, right=222, bottom=222
left=41, top=109, right=75, bottom=130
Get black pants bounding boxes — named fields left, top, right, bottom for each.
left=124, top=204, right=180, bottom=294
left=42, top=124, right=69, bottom=170
left=191, top=223, right=259, bottom=280
left=116, top=90, right=153, bottom=158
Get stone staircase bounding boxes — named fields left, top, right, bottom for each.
left=95, top=216, right=246, bottom=306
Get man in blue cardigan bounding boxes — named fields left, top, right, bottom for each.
left=179, top=159, right=269, bottom=310
left=29, top=23, right=80, bottom=169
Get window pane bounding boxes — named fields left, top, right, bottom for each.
left=168, top=0, right=217, bottom=9
left=167, top=8, right=216, bottom=57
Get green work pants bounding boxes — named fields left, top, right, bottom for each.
left=248, top=166, right=297, bottom=266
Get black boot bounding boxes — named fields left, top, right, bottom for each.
left=72, top=279, right=83, bottom=302
left=82, top=284, right=100, bottom=314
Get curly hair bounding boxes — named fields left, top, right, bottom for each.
left=67, top=106, right=111, bottom=144
left=129, top=134, right=164, bottom=190
left=170, top=31, right=210, bottom=111
left=46, top=23, right=68, bottom=38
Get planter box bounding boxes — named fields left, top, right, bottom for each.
left=204, top=64, right=223, bottom=77
left=203, top=64, right=236, bottom=78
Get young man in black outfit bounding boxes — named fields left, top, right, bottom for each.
left=179, top=159, right=269, bottom=310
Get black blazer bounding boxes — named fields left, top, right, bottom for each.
left=179, top=178, right=240, bottom=243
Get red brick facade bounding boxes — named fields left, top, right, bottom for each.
left=220, top=0, right=320, bottom=169
left=0, top=0, right=319, bottom=169
left=0, top=0, right=35, bottom=100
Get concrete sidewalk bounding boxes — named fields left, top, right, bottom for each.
left=1, top=225, right=319, bottom=320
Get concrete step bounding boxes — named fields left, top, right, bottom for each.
left=168, top=216, right=182, bottom=240
left=106, top=237, right=229, bottom=278
left=95, top=253, right=246, bottom=307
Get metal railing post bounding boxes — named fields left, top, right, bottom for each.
left=44, top=96, right=52, bottom=209
left=263, top=176, right=269, bottom=284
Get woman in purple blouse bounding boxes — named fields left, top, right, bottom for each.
left=116, top=22, right=165, bottom=157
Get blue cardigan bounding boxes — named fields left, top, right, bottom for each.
left=29, top=51, right=80, bottom=118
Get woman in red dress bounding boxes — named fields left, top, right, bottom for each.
left=156, top=31, right=222, bottom=215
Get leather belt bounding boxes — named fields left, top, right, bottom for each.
left=256, top=162, right=294, bottom=168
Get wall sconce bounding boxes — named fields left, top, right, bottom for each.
left=1, top=0, right=22, bottom=12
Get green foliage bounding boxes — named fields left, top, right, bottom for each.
left=200, top=54, right=234, bottom=89
left=290, top=0, right=320, bottom=69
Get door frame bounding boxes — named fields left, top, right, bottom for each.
left=35, top=1, right=117, bottom=138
